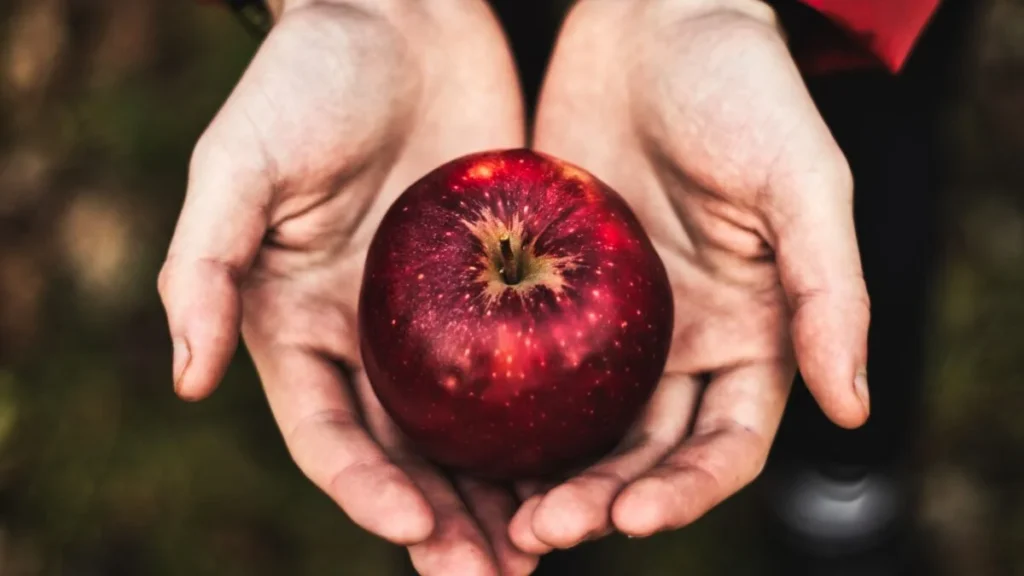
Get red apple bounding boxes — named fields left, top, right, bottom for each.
left=359, top=149, right=673, bottom=479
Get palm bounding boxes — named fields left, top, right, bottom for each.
left=231, top=11, right=427, bottom=368
left=510, top=1, right=871, bottom=552
left=235, top=8, right=523, bottom=371
left=533, top=5, right=802, bottom=399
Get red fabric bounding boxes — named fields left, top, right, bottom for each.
left=798, top=0, right=942, bottom=73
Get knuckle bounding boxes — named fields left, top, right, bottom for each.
left=156, top=257, right=177, bottom=302
left=748, top=447, right=770, bottom=482
left=325, top=457, right=392, bottom=499
left=188, top=131, right=221, bottom=178
left=647, top=470, right=705, bottom=528
left=284, top=410, right=366, bottom=483
left=854, top=284, right=872, bottom=312
left=188, top=131, right=255, bottom=188
left=680, top=424, right=769, bottom=491
left=285, top=408, right=356, bottom=449
left=829, top=151, right=855, bottom=199
left=723, top=424, right=771, bottom=484
left=322, top=460, right=370, bottom=501
left=678, top=450, right=727, bottom=492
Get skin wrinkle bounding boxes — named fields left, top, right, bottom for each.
left=241, top=271, right=362, bottom=364
left=653, top=162, right=780, bottom=290
left=285, top=407, right=361, bottom=453
left=269, top=161, right=391, bottom=255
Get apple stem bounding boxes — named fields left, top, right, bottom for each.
left=499, top=234, right=519, bottom=284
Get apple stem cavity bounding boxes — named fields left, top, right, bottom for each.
left=499, top=234, right=520, bottom=285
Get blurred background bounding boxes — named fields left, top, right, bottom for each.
left=0, top=0, right=1022, bottom=574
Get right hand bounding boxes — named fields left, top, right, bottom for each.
left=509, top=0, right=870, bottom=553
left=158, top=2, right=533, bottom=574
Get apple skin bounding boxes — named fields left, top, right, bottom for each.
left=359, top=149, right=673, bottom=479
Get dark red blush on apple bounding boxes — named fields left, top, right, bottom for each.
left=358, top=149, right=673, bottom=479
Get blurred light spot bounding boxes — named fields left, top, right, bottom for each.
left=90, top=0, right=155, bottom=83
left=922, top=467, right=990, bottom=538
left=0, top=147, right=52, bottom=216
left=964, top=196, right=1024, bottom=269
left=5, top=0, right=66, bottom=96
left=0, top=252, right=45, bottom=353
left=60, top=190, right=139, bottom=307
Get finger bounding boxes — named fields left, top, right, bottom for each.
left=613, top=362, right=791, bottom=536
left=508, top=496, right=551, bottom=555
left=764, top=146, right=871, bottom=429
left=157, top=129, right=273, bottom=400
left=352, top=374, right=499, bottom=576
left=512, top=498, right=613, bottom=554
left=251, top=346, right=435, bottom=544
left=403, top=468, right=500, bottom=576
left=520, top=373, right=701, bottom=550
left=457, top=478, right=540, bottom=576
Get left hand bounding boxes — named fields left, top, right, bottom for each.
left=509, top=0, right=871, bottom=552
left=159, top=2, right=534, bottom=573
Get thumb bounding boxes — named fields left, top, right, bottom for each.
left=765, top=150, right=871, bottom=430
left=157, top=135, right=272, bottom=401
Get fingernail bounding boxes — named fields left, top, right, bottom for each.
left=172, top=338, right=190, bottom=393
left=854, top=368, right=870, bottom=414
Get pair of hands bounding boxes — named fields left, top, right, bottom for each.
left=159, top=0, right=871, bottom=574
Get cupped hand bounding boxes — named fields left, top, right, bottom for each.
left=159, top=2, right=535, bottom=574
left=510, top=0, right=871, bottom=553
